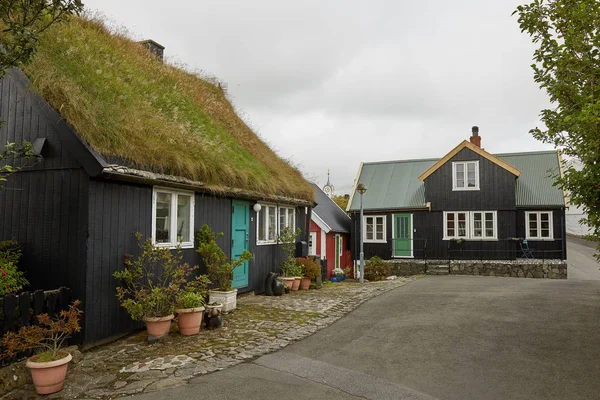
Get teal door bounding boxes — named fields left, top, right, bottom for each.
left=231, top=200, right=250, bottom=289
left=393, top=214, right=412, bottom=257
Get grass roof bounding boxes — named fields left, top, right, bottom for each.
left=22, top=17, right=313, bottom=202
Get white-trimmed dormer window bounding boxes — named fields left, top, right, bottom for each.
left=152, top=187, right=195, bottom=248
left=452, top=161, right=479, bottom=191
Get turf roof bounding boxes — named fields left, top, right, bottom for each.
left=22, top=17, right=313, bottom=202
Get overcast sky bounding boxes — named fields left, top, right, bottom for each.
left=83, top=0, right=551, bottom=194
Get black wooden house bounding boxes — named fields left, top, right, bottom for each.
left=0, top=19, right=313, bottom=344
left=347, top=127, right=568, bottom=262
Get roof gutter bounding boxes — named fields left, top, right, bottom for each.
left=101, top=165, right=314, bottom=206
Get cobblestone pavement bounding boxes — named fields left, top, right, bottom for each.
left=2, top=277, right=417, bottom=399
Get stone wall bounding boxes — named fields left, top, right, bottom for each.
left=385, top=259, right=567, bottom=279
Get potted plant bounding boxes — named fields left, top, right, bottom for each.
left=114, top=234, right=196, bottom=341
left=197, top=224, right=253, bottom=313
left=278, top=226, right=302, bottom=290
left=1, top=300, right=82, bottom=395
left=330, top=268, right=346, bottom=282
left=175, top=275, right=209, bottom=336
left=296, top=257, right=321, bottom=290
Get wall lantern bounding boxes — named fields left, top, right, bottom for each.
left=253, top=203, right=262, bottom=213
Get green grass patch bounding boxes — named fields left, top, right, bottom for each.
left=22, top=16, right=313, bottom=201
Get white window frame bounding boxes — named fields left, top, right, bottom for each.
left=452, top=161, right=480, bottom=191
left=525, top=211, right=554, bottom=240
left=151, top=187, right=195, bottom=249
left=363, top=215, right=387, bottom=243
left=443, top=211, right=497, bottom=241
left=256, top=203, right=296, bottom=245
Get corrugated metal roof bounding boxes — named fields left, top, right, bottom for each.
left=348, top=150, right=564, bottom=211
left=312, top=184, right=351, bottom=233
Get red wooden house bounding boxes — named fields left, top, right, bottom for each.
left=309, top=183, right=352, bottom=278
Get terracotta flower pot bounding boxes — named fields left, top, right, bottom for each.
left=300, top=277, right=311, bottom=290
left=26, top=352, right=72, bottom=395
left=144, top=314, right=174, bottom=340
left=291, top=277, right=301, bottom=291
left=176, top=307, right=205, bottom=336
left=280, top=277, right=295, bottom=289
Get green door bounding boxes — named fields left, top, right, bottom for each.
left=231, top=200, right=250, bottom=289
left=335, top=234, right=341, bottom=269
left=393, top=214, right=412, bottom=257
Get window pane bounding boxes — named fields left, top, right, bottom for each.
left=288, top=208, right=295, bottom=230
left=279, top=208, right=286, bottom=234
left=473, top=212, right=482, bottom=237
left=485, top=212, right=494, bottom=237
left=155, top=192, right=172, bottom=243
left=366, top=217, right=374, bottom=240
left=258, top=209, right=266, bottom=241
left=467, top=163, right=476, bottom=187
left=528, top=213, right=538, bottom=238
left=376, top=217, right=384, bottom=240
left=268, top=206, right=277, bottom=241
left=455, top=163, right=465, bottom=188
left=176, top=195, right=191, bottom=242
left=458, top=213, right=467, bottom=237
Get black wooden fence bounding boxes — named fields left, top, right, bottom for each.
left=0, top=287, right=72, bottom=366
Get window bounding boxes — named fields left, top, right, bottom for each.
left=152, top=188, right=194, bottom=248
left=444, top=211, right=497, bottom=240
left=364, top=215, right=386, bottom=242
left=257, top=204, right=296, bottom=244
left=526, top=211, right=553, bottom=240
left=452, top=161, right=479, bottom=190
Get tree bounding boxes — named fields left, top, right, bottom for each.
left=515, top=0, right=600, bottom=259
left=332, top=195, right=348, bottom=211
left=0, top=0, right=83, bottom=186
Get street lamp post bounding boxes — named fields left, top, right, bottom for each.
left=357, top=184, right=367, bottom=283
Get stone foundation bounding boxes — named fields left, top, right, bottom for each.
left=385, top=259, right=567, bottom=279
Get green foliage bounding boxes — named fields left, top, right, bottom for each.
left=515, top=0, right=600, bottom=259
left=0, top=141, right=35, bottom=190
left=0, top=240, right=28, bottom=295
left=176, top=291, right=205, bottom=309
left=279, top=226, right=302, bottom=277
left=296, top=257, right=321, bottom=279
left=1, top=300, right=82, bottom=362
left=196, top=224, right=253, bottom=291
left=332, top=195, right=348, bottom=211
left=364, top=256, right=389, bottom=281
left=113, top=233, right=196, bottom=320
left=0, top=0, right=83, bottom=78
left=20, top=16, right=314, bottom=201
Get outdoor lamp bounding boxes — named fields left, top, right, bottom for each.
left=253, top=203, right=262, bottom=213
left=357, top=184, right=367, bottom=283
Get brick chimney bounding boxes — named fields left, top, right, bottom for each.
left=470, top=126, right=481, bottom=147
left=138, top=39, right=165, bottom=61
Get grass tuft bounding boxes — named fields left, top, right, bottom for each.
left=22, top=16, right=314, bottom=201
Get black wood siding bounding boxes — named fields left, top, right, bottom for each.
left=424, top=148, right=516, bottom=211
left=351, top=210, right=518, bottom=261
left=516, top=208, right=565, bottom=260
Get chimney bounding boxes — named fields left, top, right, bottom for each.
left=470, top=126, right=481, bottom=147
left=138, top=39, right=165, bottom=61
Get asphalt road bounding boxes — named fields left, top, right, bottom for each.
left=132, top=275, right=600, bottom=400
left=566, top=236, right=600, bottom=280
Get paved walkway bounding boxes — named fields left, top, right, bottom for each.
left=566, top=236, right=600, bottom=280
left=132, top=275, right=600, bottom=400
left=2, top=277, right=415, bottom=399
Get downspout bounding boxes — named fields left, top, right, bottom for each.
left=561, top=208, right=567, bottom=260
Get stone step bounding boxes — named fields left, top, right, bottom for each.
left=427, top=265, right=449, bottom=275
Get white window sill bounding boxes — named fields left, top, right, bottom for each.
left=154, top=243, right=195, bottom=249
left=452, top=187, right=480, bottom=191
left=257, top=241, right=278, bottom=246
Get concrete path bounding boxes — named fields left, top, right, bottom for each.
left=567, top=236, right=600, bottom=280
left=132, top=276, right=600, bottom=400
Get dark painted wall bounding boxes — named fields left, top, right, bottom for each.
left=516, top=208, right=566, bottom=260
left=424, top=147, right=517, bottom=211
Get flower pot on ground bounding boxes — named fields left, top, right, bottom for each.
left=280, top=277, right=295, bottom=289
left=1, top=301, right=82, bottom=395
left=113, top=233, right=197, bottom=342
left=296, top=257, right=321, bottom=290
left=197, top=225, right=253, bottom=313
left=291, top=277, right=301, bottom=291
left=330, top=268, right=346, bottom=283
left=175, top=290, right=207, bottom=336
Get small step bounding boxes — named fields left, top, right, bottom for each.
left=427, top=265, right=449, bottom=275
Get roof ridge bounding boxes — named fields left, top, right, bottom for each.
left=363, top=149, right=558, bottom=165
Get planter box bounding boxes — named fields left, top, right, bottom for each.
left=330, top=275, right=346, bottom=283
left=208, top=289, right=238, bottom=313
